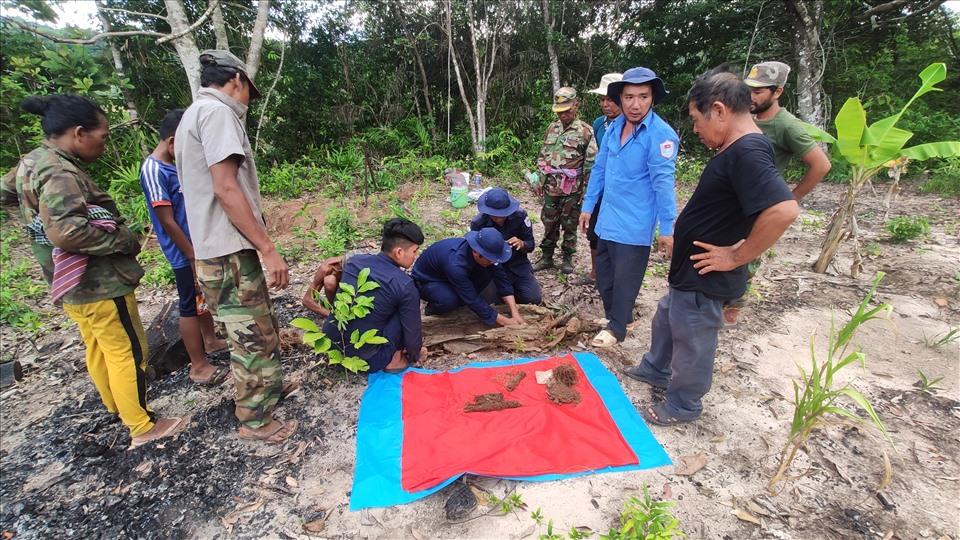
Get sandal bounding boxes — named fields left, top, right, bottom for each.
left=238, top=418, right=298, bottom=444
left=642, top=403, right=693, bottom=426
left=591, top=329, right=618, bottom=348
left=191, top=365, right=230, bottom=386
left=280, top=380, right=300, bottom=400
left=130, top=416, right=190, bottom=448
left=622, top=366, right=668, bottom=389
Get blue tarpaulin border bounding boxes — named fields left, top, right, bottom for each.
left=349, top=352, right=672, bottom=510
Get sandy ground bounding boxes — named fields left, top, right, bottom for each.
left=1, top=181, right=958, bottom=539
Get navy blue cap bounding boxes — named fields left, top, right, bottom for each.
left=477, top=187, right=520, bottom=218
left=607, top=67, right=668, bottom=107
left=465, top=227, right=512, bottom=264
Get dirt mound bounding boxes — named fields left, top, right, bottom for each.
left=494, top=370, right=526, bottom=391
left=546, top=363, right=581, bottom=405
left=464, top=393, right=521, bottom=413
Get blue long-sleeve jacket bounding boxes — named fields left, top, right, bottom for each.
left=322, top=252, right=423, bottom=363
left=469, top=210, right=535, bottom=277
left=582, top=111, right=679, bottom=246
left=411, top=238, right=513, bottom=325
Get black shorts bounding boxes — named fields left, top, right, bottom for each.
left=587, top=195, right=603, bottom=250
left=173, top=265, right=199, bottom=317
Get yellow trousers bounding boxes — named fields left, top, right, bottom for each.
left=63, top=293, right=155, bottom=437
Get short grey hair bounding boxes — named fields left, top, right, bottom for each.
left=687, top=65, right=751, bottom=116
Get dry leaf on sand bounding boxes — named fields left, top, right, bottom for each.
left=674, top=453, right=707, bottom=476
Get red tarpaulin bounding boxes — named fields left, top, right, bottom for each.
left=400, top=354, right=639, bottom=492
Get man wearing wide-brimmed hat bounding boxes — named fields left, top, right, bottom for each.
left=471, top=187, right=541, bottom=305
left=578, top=72, right=623, bottom=285
left=412, top=228, right=526, bottom=327
left=578, top=67, right=680, bottom=349
left=534, top=87, right=598, bottom=274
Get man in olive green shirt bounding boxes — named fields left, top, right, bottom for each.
left=722, top=61, right=832, bottom=326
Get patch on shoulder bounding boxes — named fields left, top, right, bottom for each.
left=659, top=140, right=675, bottom=159
left=524, top=217, right=531, bottom=227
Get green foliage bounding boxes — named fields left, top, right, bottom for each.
left=315, top=206, right=360, bottom=258
left=487, top=492, right=527, bottom=515
left=922, top=327, right=959, bottom=349
left=770, top=272, right=892, bottom=490
left=259, top=159, right=326, bottom=198
left=599, top=485, right=684, bottom=540
left=914, top=370, right=945, bottom=395
left=920, top=157, right=960, bottom=197
left=290, top=267, right=384, bottom=373
left=0, top=227, right=45, bottom=333
left=884, top=216, right=930, bottom=242
left=136, top=247, right=175, bottom=287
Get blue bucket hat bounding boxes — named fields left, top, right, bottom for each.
left=465, top=227, right=512, bottom=264
left=477, top=187, right=520, bottom=218
left=607, top=67, right=668, bottom=107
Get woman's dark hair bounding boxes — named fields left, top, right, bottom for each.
left=687, top=64, right=751, bottom=116
left=20, top=94, right=106, bottom=137
left=200, top=55, right=241, bottom=88
left=158, top=108, right=185, bottom=140
left=381, top=218, right=425, bottom=251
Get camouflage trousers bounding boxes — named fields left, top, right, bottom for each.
left=196, top=250, right=283, bottom=429
left=540, top=192, right=581, bottom=257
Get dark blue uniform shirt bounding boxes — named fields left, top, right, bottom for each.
left=469, top=210, right=535, bottom=277
left=411, top=238, right=513, bottom=325
left=322, top=252, right=423, bottom=367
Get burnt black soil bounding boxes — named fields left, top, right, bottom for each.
left=0, top=295, right=362, bottom=539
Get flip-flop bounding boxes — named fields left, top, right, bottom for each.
left=191, top=365, right=230, bottom=386
left=238, top=418, right=298, bottom=444
left=622, top=367, right=668, bottom=389
left=642, top=403, right=693, bottom=426
left=591, top=329, right=618, bottom=348
left=206, top=346, right=230, bottom=356
left=130, top=416, right=190, bottom=449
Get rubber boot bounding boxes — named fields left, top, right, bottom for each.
left=560, top=254, right=575, bottom=274
left=533, top=251, right=555, bottom=272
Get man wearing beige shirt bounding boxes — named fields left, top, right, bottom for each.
left=176, top=50, right=297, bottom=444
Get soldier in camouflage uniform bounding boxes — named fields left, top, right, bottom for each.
left=16, top=94, right=188, bottom=447
left=177, top=50, right=298, bottom=444
left=534, top=87, right=598, bottom=274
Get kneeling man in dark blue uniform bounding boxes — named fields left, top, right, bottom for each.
left=413, top=228, right=526, bottom=327
left=322, top=218, right=426, bottom=373
left=470, top=187, right=542, bottom=305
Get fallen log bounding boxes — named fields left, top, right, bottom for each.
left=145, top=300, right=189, bottom=379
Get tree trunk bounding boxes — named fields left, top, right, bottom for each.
left=787, top=0, right=825, bottom=127
left=164, top=0, right=202, bottom=97
left=542, top=0, right=560, bottom=93
left=395, top=4, right=435, bottom=135
left=246, top=0, right=270, bottom=81
left=445, top=0, right=479, bottom=153
left=210, top=0, right=229, bottom=50
left=94, top=0, right=146, bottom=155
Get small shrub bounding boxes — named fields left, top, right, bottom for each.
left=259, top=160, right=326, bottom=198
left=920, top=157, right=960, bottom=197
left=885, top=215, right=930, bottom=242
left=0, top=228, right=46, bottom=333
left=316, top=206, right=361, bottom=258
left=600, top=484, right=684, bottom=540
left=137, top=248, right=175, bottom=286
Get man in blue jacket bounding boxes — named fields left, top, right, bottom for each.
left=470, top=187, right=541, bottom=305
left=322, top=218, right=426, bottom=373
left=413, top=228, right=526, bottom=327
left=580, top=72, right=623, bottom=285
left=578, top=67, right=680, bottom=348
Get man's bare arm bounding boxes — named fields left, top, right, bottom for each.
left=691, top=200, right=800, bottom=274
left=792, top=146, right=831, bottom=200
left=209, top=157, right=289, bottom=289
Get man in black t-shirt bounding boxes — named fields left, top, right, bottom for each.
left=624, top=68, right=800, bottom=426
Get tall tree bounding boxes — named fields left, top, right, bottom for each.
left=787, top=0, right=825, bottom=127
left=542, top=0, right=560, bottom=93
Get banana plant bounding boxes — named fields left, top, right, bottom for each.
left=805, top=63, right=960, bottom=276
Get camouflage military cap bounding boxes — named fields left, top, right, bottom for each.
left=552, top=87, right=578, bottom=112
left=745, top=61, right=791, bottom=88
